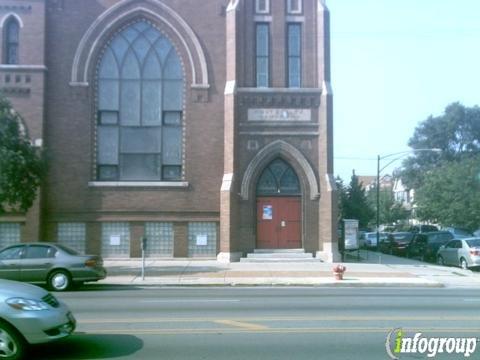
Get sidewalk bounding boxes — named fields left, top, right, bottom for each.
left=95, top=250, right=477, bottom=288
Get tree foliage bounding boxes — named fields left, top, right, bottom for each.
left=415, top=157, right=480, bottom=232
left=401, top=102, right=480, bottom=188
left=337, top=173, right=374, bottom=228
left=366, top=184, right=410, bottom=226
left=0, top=97, right=44, bottom=213
left=400, top=102, right=480, bottom=229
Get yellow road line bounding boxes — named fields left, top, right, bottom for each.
left=78, top=316, right=480, bottom=324
left=214, top=319, right=269, bottom=331
left=76, top=327, right=480, bottom=336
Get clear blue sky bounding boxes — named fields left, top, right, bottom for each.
left=328, top=0, right=480, bottom=180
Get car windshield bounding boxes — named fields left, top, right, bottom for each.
left=54, top=244, right=80, bottom=255
left=466, top=239, right=480, bottom=248
left=453, top=228, right=472, bottom=236
left=393, top=233, right=413, bottom=242
left=429, top=234, right=453, bottom=243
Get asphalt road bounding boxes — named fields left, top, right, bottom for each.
left=30, top=286, right=480, bottom=360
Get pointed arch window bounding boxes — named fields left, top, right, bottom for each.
left=96, top=21, right=184, bottom=181
left=257, top=159, right=300, bottom=196
left=4, top=17, right=19, bottom=64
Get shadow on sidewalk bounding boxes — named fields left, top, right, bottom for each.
left=342, top=249, right=427, bottom=266
left=107, top=265, right=228, bottom=277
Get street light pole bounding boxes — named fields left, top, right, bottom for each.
left=376, top=155, right=380, bottom=249
left=375, top=148, right=441, bottom=251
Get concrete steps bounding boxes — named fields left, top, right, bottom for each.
left=240, top=249, right=320, bottom=262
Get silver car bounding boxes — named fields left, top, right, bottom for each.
left=0, top=279, right=76, bottom=360
left=437, top=238, right=480, bottom=269
left=364, top=232, right=388, bottom=249
left=0, top=243, right=107, bottom=291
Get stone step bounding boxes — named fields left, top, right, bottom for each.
left=241, top=249, right=318, bottom=262
left=253, top=249, right=305, bottom=254
left=247, top=252, right=313, bottom=259
left=240, top=257, right=321, bottom=263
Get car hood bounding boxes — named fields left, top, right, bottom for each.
left=0, top=279, right=48, bottom=300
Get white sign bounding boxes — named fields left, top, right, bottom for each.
left=248, top=108, right=311, bottom=122
left=110, top=235, right=121, bottom=246
left=262, top=205, right=273, bottom=220
left=343, top=219, right=359, bottom=250
left=196, top=235, right=208, bottom=246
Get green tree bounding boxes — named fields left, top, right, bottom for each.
left=366, top=183, right=410, bottom=226
left=414, top=156, right=480, bottom=231
left=401, top=102, right=480, bottom=188
left=0, top=97, right=44, bottom=213
left=335, top=176, right=348, bottom=222
left=339, top=172, right=374, bottom=228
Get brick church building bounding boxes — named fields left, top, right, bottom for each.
left=0, top=0, right=339, bottom=262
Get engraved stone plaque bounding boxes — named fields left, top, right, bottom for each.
left=247, top=108, right=311, bottom=122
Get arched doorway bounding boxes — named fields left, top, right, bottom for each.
left=256, top=158, right=302, bottom=249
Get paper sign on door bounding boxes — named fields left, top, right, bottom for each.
left=262, top=205, right=273, bottom=220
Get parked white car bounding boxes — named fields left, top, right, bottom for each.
left=437, top=238, right=480, bottom=270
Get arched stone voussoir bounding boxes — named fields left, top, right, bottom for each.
left=70, top=0, right=209, bottom=89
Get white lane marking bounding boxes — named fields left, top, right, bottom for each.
left=140, top=299, right=241, bottom=303
left=462, top=298, right=480, bottom=302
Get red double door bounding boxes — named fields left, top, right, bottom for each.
left=256, top=197, right=301, bottom=249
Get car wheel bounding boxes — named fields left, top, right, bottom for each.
left=0, top=321, right=26, bottom=360
left=48, top=270, right=72, bottom=291
left=437, top=256, right=445, bottom=266
left=460, top=258, right=468, bottom=270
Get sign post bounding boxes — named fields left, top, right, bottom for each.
left=141, top=237, right=147, bottom=280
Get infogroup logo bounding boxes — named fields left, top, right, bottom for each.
left=385, top=328, right=478, bottom=359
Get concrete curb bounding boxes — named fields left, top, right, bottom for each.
left=96, top=277, right=443, bottom=288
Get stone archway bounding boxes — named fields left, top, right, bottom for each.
left=240, top=140, right=319, bottom=201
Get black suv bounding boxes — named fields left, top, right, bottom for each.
left=407, top=231, right=454, bottom=262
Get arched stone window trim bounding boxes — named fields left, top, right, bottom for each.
left=70, top=1, right=209, bottom=90
left=240, top=140, right=320, bottom=200
left=0, top=13, right=24, bottom=29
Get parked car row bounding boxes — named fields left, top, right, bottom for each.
left=377, top=229, right=480, bottom=270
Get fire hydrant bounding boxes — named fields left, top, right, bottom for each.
left=332, top=264, right=346, bottom=280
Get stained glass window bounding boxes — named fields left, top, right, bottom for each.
left=97, top=21, right=183, bottom=181
left=287, top=23, right=301, bottom=88
left=257, top=159, right=300, bottom=195
left=255, top=23, right=269, bottom=87
left=4, top=18, right=19, bottom=64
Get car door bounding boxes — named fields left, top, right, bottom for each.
left=21, top=245, right=57, bottom=283
left=442, top=240, right=460, bottom=265
left=410, top=235, right=425, bottom=258
left=0, top=245, right=25, bottom=280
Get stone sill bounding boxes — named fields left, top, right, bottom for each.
left=88, top=181, right=189, bottom=188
